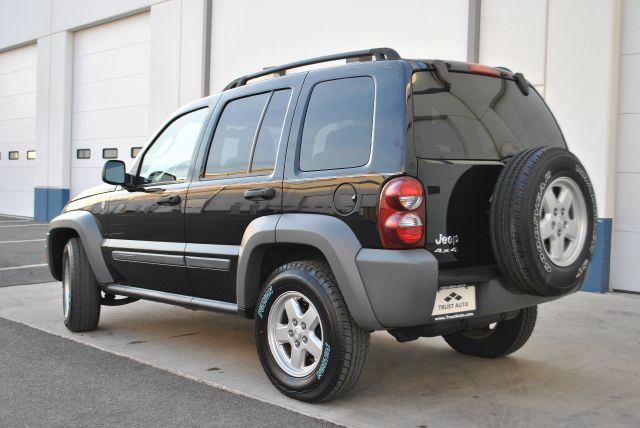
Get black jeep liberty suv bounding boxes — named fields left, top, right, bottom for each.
left=47, top=48, right=597, bottom=402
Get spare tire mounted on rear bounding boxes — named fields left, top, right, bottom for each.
left=491, top=147, right=597, bottom=297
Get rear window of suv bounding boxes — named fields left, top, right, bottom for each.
left=411, top=71, right=565, bottom=160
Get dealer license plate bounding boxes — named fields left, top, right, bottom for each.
left=431, top=284, right=476, bottom=321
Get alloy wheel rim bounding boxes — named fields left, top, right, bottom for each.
left=267, top=291, right=324, bottom=377
left=538, top=176, right=588, bottom=267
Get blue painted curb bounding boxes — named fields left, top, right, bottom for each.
left=581, top=218, right=612, bottom=293
left=34, top=187, right=70, bottom=222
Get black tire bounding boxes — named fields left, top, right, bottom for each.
left=443, top=306, right=537, bottom=358
left=491, top=147, right=597, bottom=296
left=62, top=237, right=101, bottom=332
left=254, top=260, right=370, bottom=402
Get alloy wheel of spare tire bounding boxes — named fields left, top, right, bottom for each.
left=491, top=147, right=597, bottom=296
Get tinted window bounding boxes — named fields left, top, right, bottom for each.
left=205, top=93, right=270, bottom=177
left=412, top=71, right=565, bottom=160
left=250, top=89, right=291, bottom=174
left=139, top=107, right=209, bottom=184
left=299, top=77, right=374, bottom=171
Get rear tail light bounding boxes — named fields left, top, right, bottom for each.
left=379, top=176, right=426, bottom=248
left=468, top=63, right=502, bottom=77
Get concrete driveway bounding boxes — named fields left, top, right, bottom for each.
left=0, top=281, right=639, bottom=427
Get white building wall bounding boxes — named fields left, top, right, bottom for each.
left=479, top=0, right=547, bottom=90
left=209, top=0, right=470, bottom=93
left=480, top=0, right=621, bottom=220
left=545, top=0, right=620, bottom=220
left=0, top=0, right=209, bottom=219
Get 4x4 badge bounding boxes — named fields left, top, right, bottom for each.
left=434, top=233, right=460, bottom=253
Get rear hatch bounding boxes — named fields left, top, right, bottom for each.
left=410, top=65, right=566, bottom=270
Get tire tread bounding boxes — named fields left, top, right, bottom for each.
left=259, top=260, right=370, bottom=402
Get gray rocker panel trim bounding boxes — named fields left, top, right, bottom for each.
left=112, top=250, right=184, bottom=266
left=48, top=210, right=114, bottom=284
left=237, top=213, right=383, bottom=330
left=104, top=283, right=238, bottom=314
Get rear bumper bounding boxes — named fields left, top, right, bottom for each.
left=356, top=248, right=563, bottom=329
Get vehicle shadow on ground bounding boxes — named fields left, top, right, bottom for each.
left=93, top=304, right=590, bottom=406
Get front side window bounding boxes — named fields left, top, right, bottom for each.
left=139, top=108, right=209, bottom=184
left=299, top=77, right=374, bottom=172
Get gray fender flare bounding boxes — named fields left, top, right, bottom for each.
left=237, top=213, right=383, bottom=330
left=48, top=210, right=114, bottom=284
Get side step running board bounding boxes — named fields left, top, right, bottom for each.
left=103, top=283, right=238, bottom=315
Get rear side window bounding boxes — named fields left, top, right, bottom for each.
left=204, top=90, right=291, bottom=178
left=299, top=77, right=374, bottom=171
left=205, top=93, right=270, bottom=177
left=250, top=90, right=291, bottom=174
left=411, top=71, right=565, bottom=160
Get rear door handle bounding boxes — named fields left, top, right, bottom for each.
left=243, top=187, right=276, bottom=201
left=155, top=195, right=181, bottom=206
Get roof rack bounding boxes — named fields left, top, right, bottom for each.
left=223, top=47, right=401, bottom=90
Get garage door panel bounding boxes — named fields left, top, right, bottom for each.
left=74, top=13, right=150, bottom=57
left=71, top=12, right=150, bottom=197
left=0, top=44, right=37, bottom=73
left=0, top=93, right=36, bottom=121
left=619, top=54, right=640, bottom=114
left=72, top=136, right=146, bottom=166
left=613, top=4, right=640, bottom=293
left=622, top=0, right=640, bottom=55
left=616, top=114, right=640, bottom=173
left=72, top=105, right=148, bottom=140
left=71, top=136, right=146, bottom=192
left=610, top=230, right=640, bottom=292
left=73, top=74, right=149, bottom=113
left=615, top=172, right=640, bottom=228
left=73, top=42, right=150, bottom=85
left=0, top=117, right=36, bottom=143
left=0, top=67, right=37, bottom=97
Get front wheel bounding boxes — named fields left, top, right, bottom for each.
left=254, top=260, right=370, bottom=402
left=442, top=306, right=537, bottom=358
left=62, top=237, right=101, bottom=332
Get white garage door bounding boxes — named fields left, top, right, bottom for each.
left=611, top=0, right=640, bottom=293
left=71, top=12, right=150, bottom=197
left=0, top=44, right=37, bottom=217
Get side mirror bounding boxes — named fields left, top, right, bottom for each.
left=102, top=160, right=128, bottom=186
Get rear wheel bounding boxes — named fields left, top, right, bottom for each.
left=62, top=238, right=101, bottom=332
left=255, top=260, right=370, bottom=402
left=443, top=306, right=537, bottom=358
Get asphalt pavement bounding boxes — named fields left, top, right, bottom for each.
left=0, top=214, right=53, bottom=286
left=0, top=214, right=336, bottom=427
left=0, top=317, right=336, bottom=427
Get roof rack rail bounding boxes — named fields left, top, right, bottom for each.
left=223, top=47, right=401, bottom=90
